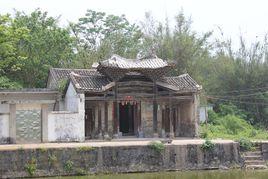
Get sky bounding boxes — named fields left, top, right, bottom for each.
left=1, top=0, right=268, bottom=48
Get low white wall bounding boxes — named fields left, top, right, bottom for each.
left=48, top=111, right=84, bottom=142
left=0, top=114, right=9, bottom=143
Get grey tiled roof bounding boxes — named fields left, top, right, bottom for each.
left=0, top=88, right=58, bottom=93
left=69, top=72, right=111, bottom=92
left=161, top=74, right=201, bottom=92
left=47, top=68, right=101, bottom=89
left=46, top=57, right=200, bottom=93
left=68, top=72, right=200, bottom=93
left=98, top=54, right=172, bottom=69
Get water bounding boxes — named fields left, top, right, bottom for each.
left=46, top=170, right=268, bottom=179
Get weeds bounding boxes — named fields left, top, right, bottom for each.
left=148, top=141, right=165, bottom=153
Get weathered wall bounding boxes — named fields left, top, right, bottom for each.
left=141, top=102, right=153, bottom=137
left=0, top=142, right=241, bottom=178
left=179, top=99, right=197, bottom=137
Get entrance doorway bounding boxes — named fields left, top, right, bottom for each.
left=119, top=103, right=134, bottom=136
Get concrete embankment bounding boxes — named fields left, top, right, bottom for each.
left=0, top=139, right=242, bottom=178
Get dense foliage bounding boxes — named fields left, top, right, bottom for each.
left=0, top=9, right=267, bottom=127
left=201, top=104, right=268, bottom=140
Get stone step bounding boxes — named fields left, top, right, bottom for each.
left=245, top=165, right=267, bottom=170
left=244, top=160, right=266, bottom=165
left=244, top=151, right=262, bottom=156
left=244, top=155, right=263, bottom=160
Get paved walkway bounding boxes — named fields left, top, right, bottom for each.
left=0, top=138, right=236, bottom=151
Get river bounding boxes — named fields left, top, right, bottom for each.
left=44, top=170, right=268, bottom=179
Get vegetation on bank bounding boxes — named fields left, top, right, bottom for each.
left=200, top=104, right=268, bottom=140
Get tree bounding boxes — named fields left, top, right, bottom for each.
left=0, top=14, right=28, bottom=88
left=140, top=11, right=212, bottom=77
left=10, top=9, right=75, bottom=87
left=70, top=10, right=143, bottom=68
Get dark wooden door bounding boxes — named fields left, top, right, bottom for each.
left=85, top=108, right=94, bottom=139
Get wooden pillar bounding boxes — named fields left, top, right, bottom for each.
left=41, top=104, right=48, bottom=142
left=169, top=93, right=174, bottom=138
left=113, top=82, right=119, bottom=138
left=9, top=104, right=16, bottom=143
left=153, top=81, right=158, bottom=137
left=98, top=104, right=102, bottom=139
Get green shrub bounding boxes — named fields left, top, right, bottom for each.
left=75, top=168, right=88, bottom=176
left=218, top=103, right=247, bottom=118
left=64, top=160, right=74, bottom=172
left=25, top=158, right=37, bottom=176
left=236, top=138, right=254, bottom=151
left=148, top=141, right=165, bottom=153
left=201, top=139, right=215, bottom=151
left=207, top=110, right=220, bottom=125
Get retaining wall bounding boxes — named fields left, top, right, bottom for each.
left=0, top=141, right=241, bottom=178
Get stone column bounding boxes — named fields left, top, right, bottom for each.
left=9, top=104, right=16, bottom=143
left=41, top=104, right=48, bottom=143
left=193, top=94, right=200, bottom=137
left=98, top=103, right=103, bottom=139
left=113, top=82, right=119, bottom=138
left=137, top=101, right=143, bottom=138
left=161, top=104, right=166, bottom=138
left=104, top=101, right=109, bottom=139
left=169, top=95, right=175, bottom=138
left=153, top=81, right=158, bottom=137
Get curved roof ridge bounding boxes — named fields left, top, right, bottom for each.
left=50, top=67, right=97, bottom=71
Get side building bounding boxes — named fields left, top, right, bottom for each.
left=0, top=55, right=201, bottom=144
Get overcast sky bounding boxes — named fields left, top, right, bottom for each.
left=1, top=0, right=268, bottom=48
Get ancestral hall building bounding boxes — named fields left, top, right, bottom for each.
left=0, top=55, right=201, bottom=144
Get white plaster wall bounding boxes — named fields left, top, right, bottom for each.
left=65, top=83, right=79, bottom=112
left=48, top=112, right=84, bottom=142
left=0, top=114, right=9, bottom=139
left=48, top=92, right=85, bottom=142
